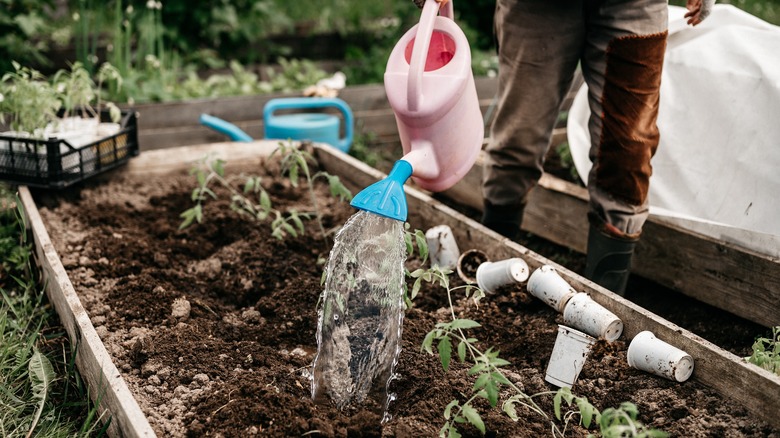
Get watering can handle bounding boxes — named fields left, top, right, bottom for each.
left=408, top=0, right=453, bottom=111
left=263, top=97, right=354, bottom=152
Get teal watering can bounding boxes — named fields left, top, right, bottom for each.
left=350, top=0, right=483, bottom=222
left=263, top=97, right=354, bottom=153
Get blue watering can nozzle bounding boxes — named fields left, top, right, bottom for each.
left=350, top=160, right=413, bottom=222
left=199, top=114, right=253, bottom=142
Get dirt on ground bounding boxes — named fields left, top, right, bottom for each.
left=34, top=151, right=778, bottom=438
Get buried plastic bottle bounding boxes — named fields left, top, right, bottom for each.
left=476, top=258, right=530, bottom=294
left=627, top=331, right=695, bottom=382
left=562, top=293, right=624, bottom=342
left=311, top=210, right=407, bottom=418
left=527, top=265, right=577, bottom=312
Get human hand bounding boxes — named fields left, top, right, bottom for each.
left=685, top=0, right=715, bottom=26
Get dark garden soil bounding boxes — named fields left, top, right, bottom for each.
left=33, top=151, right=779, bottom=438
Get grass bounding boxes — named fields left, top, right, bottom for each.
left=0, top=184, right=108, bottom=437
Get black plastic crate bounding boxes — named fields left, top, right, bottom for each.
left=0, top=109, right=139, bottom=189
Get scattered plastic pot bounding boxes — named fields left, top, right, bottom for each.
left=425, top=225, right=460, bottom=270
left=476, top=258, right=530, bottom=294
left=627, top=331, right=695, bottom=382
left=456, top=249, right=489, bottom=284
left=545, top=325, right=596, bottom=389
left=527, top=265, right=577, bottom=312
left=562, top=293, right=623, bottom=342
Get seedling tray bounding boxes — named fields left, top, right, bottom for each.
left=0, top=109, right=139, bottom=189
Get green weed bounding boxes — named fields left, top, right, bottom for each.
left=745, top=326, right=780, bottom=375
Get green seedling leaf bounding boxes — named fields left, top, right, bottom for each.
left=415, top=229, right=428, bottom=263
left=473, top=373, right=491, bottom=392
left=444, top=400, right=459, bottom=420
left=577, top=397, right=597, bottom=428
left=320, top=174, right=352, bottom=201
left=404, top=232, right=414, bottom=256
left=620, top=402, right=638, bottom=420
left=422, top=331, right=436, bottom=354
left=244, top=178, right=255, bottom=193
left=461, top=404, right=485, bottom=434
left=468, top=362, right=487, bottom=376
left=457, top=340, right=467, bottom=363
left=438, top=336, right=452, bottom=371
left=491, top=371, right=511, bottom=386
left=449, top=319, right=481, bottom=330
left=484, top=379, right=499, bottom=407
left=411, top=277, right=423, bottom=301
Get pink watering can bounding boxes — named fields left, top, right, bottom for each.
left=351, top=0, right=483, bottom=221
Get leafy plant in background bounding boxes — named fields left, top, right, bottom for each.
left=0, top=62, right=61, bottom=136
left=745, top=326, right=780, bottom=375
left=0, top=0, right=57, bottom=73
left=1, top=61, right=122, bottom=141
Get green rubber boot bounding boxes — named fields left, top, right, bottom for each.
left=481, top=201, right=525, bottom=240
left=584, top=224, right=637, bottom=296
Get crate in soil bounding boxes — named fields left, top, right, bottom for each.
left=0, top=109, right=139, bottom=189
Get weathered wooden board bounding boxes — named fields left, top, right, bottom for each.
left=19, top=187, right=156, bottom=438
left=22, top=140, right=779, bottom=435
left=313, top=143, right=780, bottom=431
left=440, top=151, right=780, bottom=329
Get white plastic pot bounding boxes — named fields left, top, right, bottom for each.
left=627, top=331, right=694, bottom=382
left=562, top=293, right=623, bottom=342
left=476, top=258, right=529, bottom=294
left=527, top=265, right=577, bottom=312
left=545, top=325, right=596, bottom=389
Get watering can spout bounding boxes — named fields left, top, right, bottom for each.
left=350, top=160, right=414, bottom=222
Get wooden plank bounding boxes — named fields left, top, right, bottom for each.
left=312, top=144, right=780, bottom=431
left=19, top=186, right=157, bottom=438
left=438, top=151, right=780, bottom=329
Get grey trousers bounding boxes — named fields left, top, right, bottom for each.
left=483, top=0, right=668, bottom=238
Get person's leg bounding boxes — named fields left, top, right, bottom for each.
left=482, top=0, right=584, bottom=239
left=580, top=0, right=668, bottom=294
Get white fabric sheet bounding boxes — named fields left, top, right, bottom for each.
left=568, top=5, right=780, bottom=257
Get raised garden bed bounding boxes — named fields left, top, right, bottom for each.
left=129, top=76, right=779, bottom=332
left=19, top=141, right=780, bottom=437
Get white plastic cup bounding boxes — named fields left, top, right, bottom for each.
left=563, top=293, right=624, bottom=342
left=527, top=265, right=577, bottom=312
left=456, top=249, right=489, bottom=284
left=545, top=325, right=596, bottom=389
left=627, top=331, right=695, bottom=382
left=476, top=258, right=530, bottom=294
left=425, top=225, right=460, bottom=270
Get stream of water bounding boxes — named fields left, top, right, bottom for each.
left=311, top=210, right=407, bottom=419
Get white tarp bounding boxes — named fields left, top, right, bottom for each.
left=568, top=5, right=780, bottom=258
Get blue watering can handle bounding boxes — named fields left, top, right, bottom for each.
left=263, top=97, right=354, bottom=152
